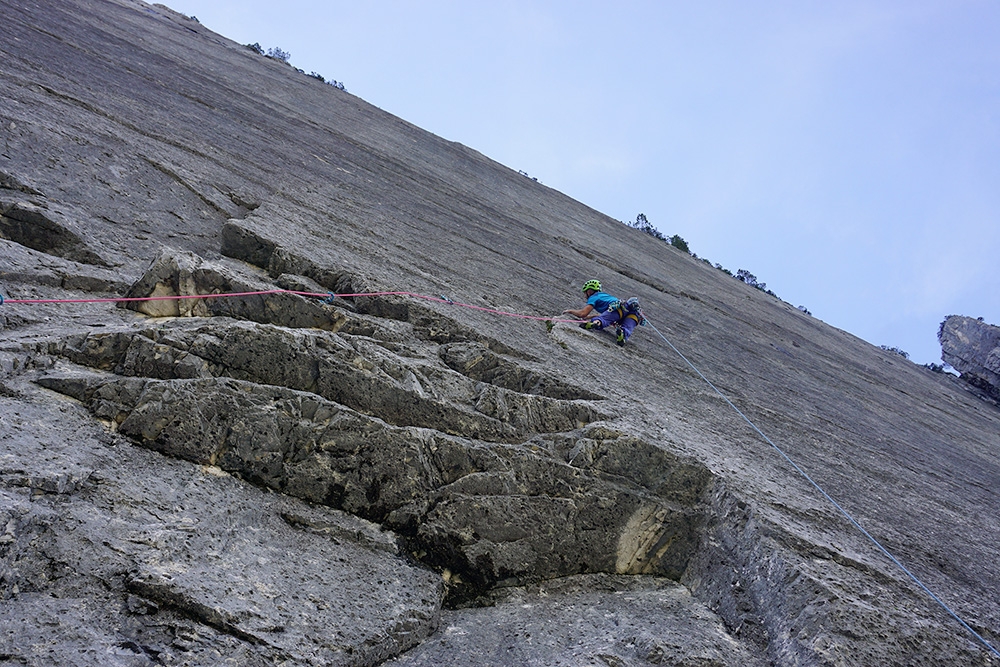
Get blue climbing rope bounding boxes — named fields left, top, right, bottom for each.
left=644, top=317, right=1000, bottom=660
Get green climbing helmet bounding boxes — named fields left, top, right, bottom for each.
left=582, top=279, right=601, bottom=293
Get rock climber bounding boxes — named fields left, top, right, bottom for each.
left=563, top=279, right=645, bottom=346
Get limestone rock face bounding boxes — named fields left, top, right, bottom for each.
left=40, top=283, right=704, bottom=595
left=2, top=1, right=1000, bottom=665
left=0, top=197, right=109, bottom=267
left=940, top=315, right=1000, bottom=400
left=0, top=384, right=443, bottom=667
left=383, top=575, right=767, bottom=667
left=122, top=247, right=348, bottom=329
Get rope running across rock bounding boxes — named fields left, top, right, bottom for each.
left=0, top=288, right=586, bottom=323
left=2, top=285, right=996, bottom=659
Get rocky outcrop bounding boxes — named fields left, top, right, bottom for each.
left=0, top=197, right=109, bottom=267
left=940, top=315, right=1000, bottom=401
left=0, top=238, right=130, bottom=300
left=36, top=250, right=710, bottom=599
left=121, top=247, right=348, bottom=329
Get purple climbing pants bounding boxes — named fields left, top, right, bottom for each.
left=589, top=308, right=640, bottom=339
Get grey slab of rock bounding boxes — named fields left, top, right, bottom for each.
left=35, top=345, right=706, bottom=595
left=0, top=239, right=131, bottom=296
left=0, top=197, right=110, bottom=267
left=2, top=0, right=1000, bottom=665
left=383, top=574, right=768, bottom=667
left=0, top=383, right=443, bottom=666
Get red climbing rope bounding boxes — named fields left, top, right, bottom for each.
left=0, top=288, right=585, bottom=324
left=331, top=291, right=583, bottom=323
left=6, top=285, right=996, bottom=660
left=0, top=289, right=291, bottom=305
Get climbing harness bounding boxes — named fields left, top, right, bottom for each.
left=605, top=297, right=647, bottom=328
left=625, top=297, right=647, bottom=325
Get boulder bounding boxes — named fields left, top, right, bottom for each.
left=123, top=247, right=347, bottom=330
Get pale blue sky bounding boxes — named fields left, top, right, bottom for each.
left=163, top=0, right=999, bottom=365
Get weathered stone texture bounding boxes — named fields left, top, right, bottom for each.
left=383, top=575, right=768, bottom=667
left=0, top=389, right=443, bottom=667
left=2, top=0, right=999, bottom=665
left=38, top=295, right=703, bottom=596
left=940, top=315, right=1000, bottom=400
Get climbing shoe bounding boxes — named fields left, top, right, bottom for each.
left=584, top=320, right=600, bottom=330
left=616, top=327, right=626, bottom=346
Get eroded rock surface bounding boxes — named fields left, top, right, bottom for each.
left=2, top=1, right=1000, bottom=665
left=36, top=251, right=708, bottom=598
left=940, top=315, right=1000, bottom=401
left=0, top=384, right=442, bottom=667
left=384, top=575, right=766, bottom=667
left=0, top=198, right=109, bottom=267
